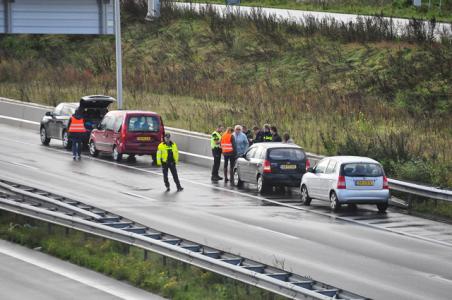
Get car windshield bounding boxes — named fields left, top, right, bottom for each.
left=342, top=163, right=384, bottom=177
left=268, top=148, right=305, bottom=161
left=127, top=116, right=160, bottom=132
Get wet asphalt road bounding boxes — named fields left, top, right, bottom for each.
left=1, top=124, right=452, bottom=300
left=0, top=240, right=164, bottom=300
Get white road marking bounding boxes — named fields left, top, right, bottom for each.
left=0, top=243, right=156, bottom=300
left=0, top=115, right=40, bottom=125
left=120, top=191, right=159, bottom=201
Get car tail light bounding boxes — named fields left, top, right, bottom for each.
left=383, top=176, right=389, bottom=189
left=337, top=175, right=346, bottom=189
left=306, top=159, right=310, bottom=172
left=263, top=160, right=272, bottom=173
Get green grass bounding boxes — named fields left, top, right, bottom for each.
left=181, top=0, right=452, bottom=22
left=0, top=0, right=451, bottom=187
left=0, top=211, right=286, bottom=300
left=411, top=199, right=452, bottom=220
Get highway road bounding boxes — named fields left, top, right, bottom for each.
left=1, top=123, right=452, bottom=300
left=0, top=239, right=163, bottom=300
left=176, top=2, right=452, bottom=38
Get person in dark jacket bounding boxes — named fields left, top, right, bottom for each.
left=271, top=126, right=282, bottom=142
left=67, top=108, right=87, bottom=160
left=254, top=124, right=272, bottom=143
left=243, top=125, right=254, bottom=145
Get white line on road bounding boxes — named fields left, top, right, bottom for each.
left=0, top=241, right=160, bottom=300
left=0, top=115, right=40, bottom=125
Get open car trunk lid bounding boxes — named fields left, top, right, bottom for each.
left=79, top=95, right=115, bottom=109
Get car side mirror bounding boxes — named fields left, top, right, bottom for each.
left=45, top=111, right=53, bottom=117
left=307, top=167, right=314, bottom=173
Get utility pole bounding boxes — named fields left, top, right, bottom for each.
left=114, top=0, right=123, bottom=109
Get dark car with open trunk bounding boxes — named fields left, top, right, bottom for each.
left=40, top=95, right=115, bottom=149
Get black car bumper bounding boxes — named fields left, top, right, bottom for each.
left=262, top=173, right=302, bottom=187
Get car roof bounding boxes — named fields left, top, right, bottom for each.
left=107, top=110, right=161, bottom=116
left=326, top=156, right=380, bottom=164
left=57, top=102, right=78, bottom=107
left=251, top=142, right=303, bottom=150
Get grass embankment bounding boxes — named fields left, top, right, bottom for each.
left=0, top=211, right=285, bottom=300
left=0, top=0, right=451, bottom=191
left=182, top=0, right=452, bottom=22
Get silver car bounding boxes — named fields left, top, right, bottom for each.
left=300, top=156, right=390, bottom=212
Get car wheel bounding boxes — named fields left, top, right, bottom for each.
left=127, top=155, right=136, bottom=162
left=112, top=146, right=122, bottom=162
left=300, top=185, right=311, bottom=206
left=330, top=191, right=341, bottom=212
left=377, top=202, right=388, bottom=213
left=62, top=131, right=71, bottom=150
left=40, top=127, right=50, bottom=145
left=233, top=168, right=244, bottom=187
left=89, top=140, right=99, bottom=157
left=257, top=175, right=269, bottom=194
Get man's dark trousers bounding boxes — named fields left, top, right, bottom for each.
left=212, top=148, right=222, bottom=178
left=163, top=162, right=182, bottom=189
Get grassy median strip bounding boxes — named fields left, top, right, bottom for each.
left=0, top=211, right=286, bottom=300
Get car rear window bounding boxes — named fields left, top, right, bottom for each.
left=341, top=163, right=384, bottom=177
left=268, top=148, right=305, bottom=161
left=127, top=116, right=160, bottom=132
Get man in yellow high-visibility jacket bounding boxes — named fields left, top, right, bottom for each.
left=156, top=133, right=183, bottom=192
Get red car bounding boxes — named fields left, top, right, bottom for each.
left=88, top=110, right=164, bottom=161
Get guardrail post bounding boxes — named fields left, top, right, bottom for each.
left=144, top=249, right=148, bottom=261
left=162, top=256, right=167, bottom=266
left=47, top=223, right=52, bottom=234
left=65, top=227, right=70, bottom=236
left=407, top=194, right=413, bottom=210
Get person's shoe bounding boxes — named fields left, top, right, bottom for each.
left=73, top=156, right=76, bottom=160
left=217, top=175, right=223, bottom=180
left=211, top=176, right=219, bottom=182
left=224, top=178, right=229, bottom=182
left=77, top=156, right=81, bottom=160
left=177, top=187, right=184, bottom=192
left=166, top=187, right=170, bottom=192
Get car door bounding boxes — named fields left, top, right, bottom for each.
left=240, top=147, right=256, bottom=182
left=94, top=115, right=109, bottom=151
left=319, top=160, right=338, bottom=199
left=310, top=159, right=329, bottom=199
left=104, top=115, right=116, bottom=153
left=48, top=104, right=63, bottom=138
left=56, top=105, right=73, bottom=139
left=249, top=147, right=265, bottom=183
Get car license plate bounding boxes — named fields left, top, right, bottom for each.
left=281, top=164, right=296, bottom=170
left=137, top=136, right=151, bottom=141
left=355, top=180, right=374, bottom=186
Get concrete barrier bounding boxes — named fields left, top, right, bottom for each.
left=0, top=97, right=50, bottom=130
left=0, top=97, right=322, bottom=168
left=0, top=97, right=216, bottom=167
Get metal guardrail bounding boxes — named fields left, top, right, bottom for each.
left=0, top=177, right=367, bottom=300
left=0, top=96, right=450, bottom=203
left=166, top=126, right=452, bottom=203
